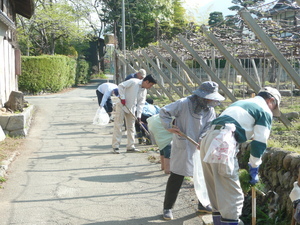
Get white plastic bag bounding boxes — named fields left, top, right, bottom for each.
left=93, top=107, right=109, bottom=126
left=193, top=149, right=210, bottom=207
left=203, top=123, right=237, bottom=175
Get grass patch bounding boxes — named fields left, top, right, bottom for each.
left=0, top=136, right=24, bottom=162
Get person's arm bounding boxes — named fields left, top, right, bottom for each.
left=248, top=113, right=272, bottom=185
left=100, top=90, right=111, bottom=107
left=118, top=79, right=134, bottom=101
left=249, top=117, right=272, bottom=168
left=136, top=89, right=146, bottom=118
left=159, top=100, right=181, bottom=135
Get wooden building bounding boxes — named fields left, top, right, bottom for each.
left=0, top=0, right=34, bottom=106
left=268, top=0, right=300, bottom=38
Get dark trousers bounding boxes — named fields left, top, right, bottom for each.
left=96, top=90, right=113, bottom=113
left=163, top=172, right=184, bottom=209
left=135, top=114, right=150, bottom=137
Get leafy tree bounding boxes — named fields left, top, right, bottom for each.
left=229, top=0, right=265, bottom=16
left=98, top=0, right=187, bottom=49
left=208, top=11, right=224, bottom=27
left=17, top=0, right=90, bottom=55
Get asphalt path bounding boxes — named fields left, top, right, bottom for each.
left=0, top=79, right=205, bottom=225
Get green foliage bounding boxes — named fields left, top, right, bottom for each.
left=16, top=0, right=90, bottom=56
left=208, top=11, right=224, bottom=27
left=239, top=169, right=251, bottom=193
left=75, top=57, right=90, bottom=85
left=19, top=55, right=77, bottom=94
left=101, top=0, right=188, bottom=49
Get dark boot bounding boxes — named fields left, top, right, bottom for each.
left=220, top=219, right=239, bottom=225
left=212, top=212, right=221, bottom=225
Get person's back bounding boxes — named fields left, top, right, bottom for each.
left=142, top=102, right=160, bottom=117
left=97, top=82, right=117, bottom=94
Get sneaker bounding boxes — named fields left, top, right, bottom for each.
left=163, top=209, right=173, bottom=220
left=198, top=202, right=212, bottom=214
left=112, top=148, right=120, bottom=154
left=126, top=148, right=140, bottom=153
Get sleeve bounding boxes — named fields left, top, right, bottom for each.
left=159, top=101, right=181, bottom=130
left=100, top=90, right=111, bottom=107
left=118, top=80, right=133, bottom=99
left=249, top=113, right=272, bottom=168
left=136, top=89, right=146, bottom=118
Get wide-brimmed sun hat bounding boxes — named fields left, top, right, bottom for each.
left=193, top=81, right=225, bottom=101
left=258, top=87, right=281, bottom=117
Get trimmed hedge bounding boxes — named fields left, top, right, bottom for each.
left=76, top=58, right=90, bottom=85
left=19, top=55, right=77, bottom=94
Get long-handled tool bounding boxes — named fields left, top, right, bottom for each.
left=252, top=186, right=256, bottom=225
left=118, top=97, right=150, bottom=136
left=172, top=125, right=199, bottom=147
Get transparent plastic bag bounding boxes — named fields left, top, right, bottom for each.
left=93, top=107, right=109, bottom=126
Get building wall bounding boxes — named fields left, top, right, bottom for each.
left=0, top=22, right=16, bottom=107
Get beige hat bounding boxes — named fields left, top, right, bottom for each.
left=138, top=69, right=146, bottom=78
left=258, top=87, right=281, bottom=117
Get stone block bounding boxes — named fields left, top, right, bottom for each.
left=0, top=104, right=35, bottom=137
left=0, top=116, right=9, bottom=129
left=6, top=114, right=25, bottom=131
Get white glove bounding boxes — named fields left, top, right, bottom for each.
left=290, top=181, right=300, bottom=202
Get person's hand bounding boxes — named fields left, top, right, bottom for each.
left=249, top=164, right=259, bottom=185
left=167, top=126, right=182, bottom=135
left=121, top=99, right=126, bottom=105
left=137, top=118, right=142, bottom=123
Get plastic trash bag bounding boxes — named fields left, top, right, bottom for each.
left=93, top=107, right=109, bottom=126
left=203, top=123, right=237, bottom=175
left=193, top=149, right=210, bottom=207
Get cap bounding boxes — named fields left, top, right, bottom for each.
left=138, top=69, right=146, bottom=78
left=258, top=87, right=281, bottom=117
left=193, top=81, right=225, bottom=101
left=113, top=88, right=119, bottom=97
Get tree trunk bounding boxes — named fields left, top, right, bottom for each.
left=4, top=91, right=27, bottom=112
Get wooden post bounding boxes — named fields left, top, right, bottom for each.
left=252, top=186, right=256, bottom=225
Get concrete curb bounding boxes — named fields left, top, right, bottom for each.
left=0, top=151, right=19, bottom=178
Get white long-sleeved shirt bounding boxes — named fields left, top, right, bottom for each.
left=118, top=78, right=147, bottom=118
left=97, top=83, right=118, bottom=107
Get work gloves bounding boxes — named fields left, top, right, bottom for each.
left=121, top=99, right=126, bottom=105
left=249, top=164, right=259, bottom=185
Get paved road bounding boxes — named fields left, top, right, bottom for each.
left=0, top=79, right=205, bottom=225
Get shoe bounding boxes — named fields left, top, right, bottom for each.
left=138, top=138, right=143, bottom=144
left=198, top=202, right=212, bottom=214
left=126, top=148, right=140, bottom=153
left=145, top=137, right=152, bottom=145
left=112, top=148, right=120, bottom=154
left=163, top=209, right=173, bottom=220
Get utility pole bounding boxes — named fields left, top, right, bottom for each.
left=122, top=0, right=126, bottom=79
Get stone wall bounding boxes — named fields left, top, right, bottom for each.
left=238, top=142, right=300, bottom=222
left=0, top=105, right=35, bottom=137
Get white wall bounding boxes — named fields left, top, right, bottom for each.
left=0, top=22, right=16, bottom=107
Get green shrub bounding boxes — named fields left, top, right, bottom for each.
left=75, top=57, right=90, bottom=85
left=19, top=55, right=77, bottom=94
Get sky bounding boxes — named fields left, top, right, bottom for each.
left=182, top=0, right=277, bottom=23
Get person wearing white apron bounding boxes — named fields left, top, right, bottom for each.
left=160, top=81, right=225, bottom=220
